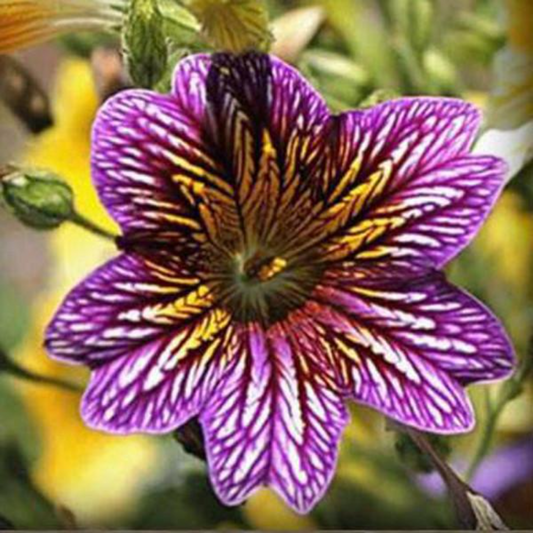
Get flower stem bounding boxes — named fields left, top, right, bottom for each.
left=69, top=210, right=117, bottom=242
left=404, top=426, right=477, bottom=529
left=403, top=426, right=509, bottom=530
left=466, top=388, right=523, bottom=480
left=0, top=348, right=82, bottom=394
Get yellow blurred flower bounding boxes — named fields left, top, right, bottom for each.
left=0, top=0, right=125, bottom=54
left=464, top=91, right=487, bottom=109
left=244, top=490, right=315, bottom=530
left=475, top=191, right=533, bottom=293
left=470, top=190, right=533, bottom=356
left=474, top=190, right=533, bottom=432
left=184, top=0, right=272, bottom=53
left=15, top=59, right=157, bottom=526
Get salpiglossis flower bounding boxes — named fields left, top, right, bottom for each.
left=0, top=0, right=126, bottom=53
left=46, top=53, right=515, bottom=513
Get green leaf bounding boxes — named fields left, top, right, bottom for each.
left=159, top=0, right=201, bottom=48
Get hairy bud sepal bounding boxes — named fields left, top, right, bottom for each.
left=123, top=0, right=169, bottom=88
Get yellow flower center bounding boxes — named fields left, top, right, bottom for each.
left=205, top=244, right=323, bottom=325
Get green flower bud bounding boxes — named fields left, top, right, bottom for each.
left=1, top=168, right=74, bottom=230
left=123, top=0, right=168, bottom=88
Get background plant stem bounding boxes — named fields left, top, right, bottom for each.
left=70, top=210, right=117, bottom=242
left=0, top=348, right=82, bottom=393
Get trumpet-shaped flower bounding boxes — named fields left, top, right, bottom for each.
left=0, top=0, right=126, bottom=53
left=46, top=53, right=515, bottom=513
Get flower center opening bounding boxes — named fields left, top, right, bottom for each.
left=213, top=246, right=323, bottom=325
left=238, top=251, right=287, bottom=283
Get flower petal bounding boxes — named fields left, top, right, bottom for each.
left=46, top=250, right=238, bottom=433
left=80, top=315, right=238, bottom=433
left=46, top=252, right=214, bottom=365
left=320, top=268, right=515, bottom=384
left=322, top=98, right=481, bottom=198
left=310, top=271, right=514, bottom=433
left=322, top=153, right=505, bottom=270
left=201, top=323, right=349, bottom=513
left=92, top=89, right=241, bottom=248
left=306, top=99, right=504, bottom=269
left=171, top=53, right=329, bottom=243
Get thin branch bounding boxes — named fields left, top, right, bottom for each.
left=70, top=210, right=118, bottom=242
left=398, top=425, right=508, bottom=530
left=0, top=348, right=82, bottom=393
left=405, top=427, right=477, bottom=529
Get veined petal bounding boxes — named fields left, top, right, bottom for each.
left=319, top=268, right=515, bottom=384
left=92, top=89, right=241, bottom=251
left=46, top=253, right=238, bottom=433
left=80, top=317, right=238, bottom=433
left=323, top=98, right=481, bottom=198
left=324, top=154, right=505, bottom=269
left=201, top=323, right=348, bottom=513
left=171, top=53, right=329, bottom=244
left=308, top=271, right=514, bottom=433
left=301, top=98, right=504, bottom=270
left=46, top=253, right=214, bottom=365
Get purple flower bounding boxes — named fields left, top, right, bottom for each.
left=45, top=53, right=515, bottom=513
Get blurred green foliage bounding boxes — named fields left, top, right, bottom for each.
left=129, top=473, right=246, bottom=529
left=0, top=443, right=61, bottom=529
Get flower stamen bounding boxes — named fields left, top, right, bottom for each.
left=240, top=252, right=287, bottom=283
